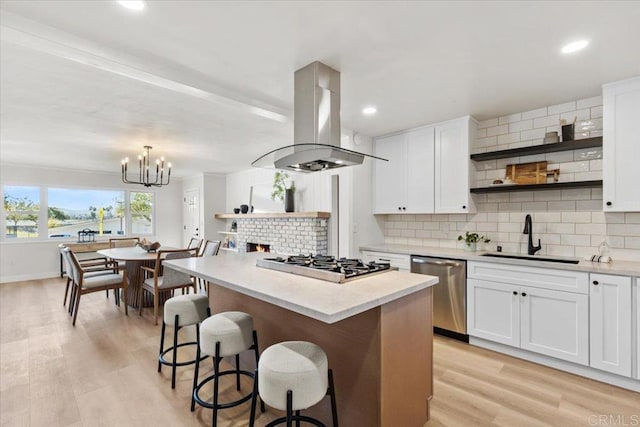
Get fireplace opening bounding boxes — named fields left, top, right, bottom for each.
left=246, top=242, right=271, bottom=253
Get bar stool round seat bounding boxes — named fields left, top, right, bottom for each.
left=159, top=294, right=210, bottom=389
left=250, top=341, right=338, bottom=427
left=192, top=311, right=262, bottom=427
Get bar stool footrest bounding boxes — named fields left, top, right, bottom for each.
left=158, top=341, right=208, bottom=368
left=193, top=369, right=255, bottom=409
left=265, top=415, right=327, bottom=427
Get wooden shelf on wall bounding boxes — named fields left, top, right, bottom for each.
left=214, top=212, right=330, bottom=219
left=470, top=180, right=603, bottom=194
left=470, top=136, right=603, bottom=161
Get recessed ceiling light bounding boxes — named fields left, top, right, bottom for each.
left=561, top=39, right=589, bottom=54
left=117, top=0, right=146, bottom=11
left=362, top=106, right=377, bottom=116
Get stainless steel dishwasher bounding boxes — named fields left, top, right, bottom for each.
left=411, top=256, right=468, bottom=342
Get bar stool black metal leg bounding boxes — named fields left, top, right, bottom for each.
left=328, top=369, right=339, bottom=427
left=251, top=330, right=265, bottom=413
left=295, top=410, right=300, bottom=427
left=249, top=368, right=258, bottom=427
left=212, top=342, right=221, bottom=427
left=171, top=314, right=179, bottom=389
left=286, top=390, right=293, bottom=427
left=235, top=354, right=241, bottom=391
left=191, top=325, right=201, bottom=412
left=158, top=321, right=166, bottom=373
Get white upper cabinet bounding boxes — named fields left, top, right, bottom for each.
left=373, top=133, right=407, bottom=213
left=434, top=116, right=474, bottom=213
left=373, top=116, right=474, bottom=214
left=603, top=77, right=640, bottom=212
left=590, top=273, right=632, bottom=377
left=373, top=127, right=434, bottom=214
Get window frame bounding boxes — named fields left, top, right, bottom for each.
left=1, top=184, right=156, bottom=242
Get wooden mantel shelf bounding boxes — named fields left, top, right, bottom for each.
left=214, top=211, right=330, bottom=219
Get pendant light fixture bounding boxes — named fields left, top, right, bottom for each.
left=121, top=146, right=172, bottom=187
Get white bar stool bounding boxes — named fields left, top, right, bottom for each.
left=192, top=311, right=263, bottom=427
left=159, top=294, right=210, bottom=389
left=249, top=341, right=338, bottom=427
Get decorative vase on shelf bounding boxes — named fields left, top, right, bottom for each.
left=284, top=188, right=295, bottom=213
left=464, top=242, right=477, bottom=252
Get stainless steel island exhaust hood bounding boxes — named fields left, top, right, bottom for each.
left=252, top=61, right=386, bottom=172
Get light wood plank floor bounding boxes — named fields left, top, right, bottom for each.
left=1, top=278, right=638, bottom=426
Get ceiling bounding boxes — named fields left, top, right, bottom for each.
left=1, top=1, right=639, bottom=177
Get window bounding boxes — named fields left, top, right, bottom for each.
left=1, top=185, right=155, bottom=240
left=48, top=188, right=125, bottom=238
left=130, top=191, right=153, bottom=235
left=3, top=186, right=40, bottom=238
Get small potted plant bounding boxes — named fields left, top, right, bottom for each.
left=457, top=232, right=490, bottom=252
left=271, top=171, right=296, bottom=212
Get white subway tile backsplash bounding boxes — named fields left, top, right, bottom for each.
left=625, top=237, right=640, bottom=250
left=477, top=136, right=498, bottom=148
left=576, top=223, right=606, bottom=235
left=576, top=200, right=602, bottom=211
left=522, top=107, right=548, bottom=120
left=576, top=95, right=602, bottom=109
left=548, top=201, right=576, bottom=211
left=608, top=224, right=640, bottom=236
left=560, top=161, right=590, bottom=173
left=545, top=245, right=575, bottom=257
left=548, top=101, right=577, bottom=115
left=487, top=124, right=509, bottom=137
left=499, top=113, right=522, bottom=125
left=535, top=212, right=561, bottom=222
left=509, top=120, right=533, bottom=133
left=560, top=109, right=590, bottom=122
left=520, top=128, right=547, bottom=141
left=509, top=191, right=534, bottom=202
left=625, top=213, right=640, bottom=224
left=561, top=188, right=592, bottom=200
left=498, top=132, right=522, bottom=144
left=521, top=201, right=548, bottom=211
left=533, top=115, right=560, bottom=128
left=590, top=105, right=603, bottom=119
left=546, top=223, right=575, bottom=234
left=604, top=213, right=626, bottom=224
left=589, top=159, right=603, bottom=171
left=477, top=118, right=499, bottom=129
left=573, top=171, right=602, bottom=181
left=535, top=190, right=561, bottom=201
left=574, top=147, right=603, bottom=160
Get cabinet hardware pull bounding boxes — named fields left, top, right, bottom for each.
left=512, top=291, right=517, bottom=295
left=462, top=205, right=466, bottom=209
left=521, top=292, right=527, bottom=297
left=606, top=201, right=612, bottom=206
left=592, top=280, right=599, bottom=285
left=398, top=207, right=402, bottom=211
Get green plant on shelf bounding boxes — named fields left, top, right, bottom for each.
left=270, top=171, right=295, bottom=202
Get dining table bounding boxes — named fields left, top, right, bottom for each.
left=97, top=246, right=177, bottom=308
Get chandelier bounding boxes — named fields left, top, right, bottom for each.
left=121, top=146, right=172, bottom=187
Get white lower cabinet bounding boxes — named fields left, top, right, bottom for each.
left=467, top=279, right=520, bottom=347
left=635, top=277, right=639, bottom=380
left=520, top=286, right=589, bottom=365
left=467, top=262, right=589, bottom=366
left=589, top=273, right=632, bottom=377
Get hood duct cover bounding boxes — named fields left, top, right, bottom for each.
left=252, top=61, right=386, bottom=172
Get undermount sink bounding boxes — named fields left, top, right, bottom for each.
left=481, top=253, right=580, bottom=264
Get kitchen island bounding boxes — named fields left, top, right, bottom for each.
left=165, top=252, right=438, bottom=427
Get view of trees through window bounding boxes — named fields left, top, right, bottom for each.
left=3, top=186, right=40, bottom=238
left=2, top=186, right=154, bottom=239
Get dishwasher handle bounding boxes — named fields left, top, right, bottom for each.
left=411, top=257, right=462, bottom=268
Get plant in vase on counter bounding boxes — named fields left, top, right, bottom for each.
left=457, top=232, right=490, bottom=252
left=271, top=171, right=296, bottom=212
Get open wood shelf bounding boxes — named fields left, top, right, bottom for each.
left=470, top=180, right=603, bottom=194
left=470, top=136, right=602, bottom=161
left=214, top=212, right=330, bottom=219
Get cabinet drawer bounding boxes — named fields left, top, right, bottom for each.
left=361, top=251, right=410, bottom=271
left=467, top=261, right=589, bottom=294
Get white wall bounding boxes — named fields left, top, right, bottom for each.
left=181, top=173, right=227, bottom=244
left=0, top=163, right=183, bottom=283
left=224, top=130, right=383, bottom=257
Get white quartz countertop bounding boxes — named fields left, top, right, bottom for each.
left=164, top=252, right=438, bottom=324
left=360, top=244, right=640, bottom=277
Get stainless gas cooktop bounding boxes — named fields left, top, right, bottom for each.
left=256, top=255, right=395, bottom=284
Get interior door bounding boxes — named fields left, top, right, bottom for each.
left=183, top=189, right=200, bottom=245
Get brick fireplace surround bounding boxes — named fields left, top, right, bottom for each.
left=214, top=212, right=330, bottom=255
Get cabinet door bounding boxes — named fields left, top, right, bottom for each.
left=467, top=278, right=520, bottom=347
left=405, top=127, right=435, bottom=213
left=373, top=134, right=406, bottom=214
left=434, top=117, right=472, bottom=213
left=603, top=77, right=640, bottom=212
left=589, top=274, right=632, bottom=376
left=520, top=287, right=589, bottom=365
left=636, top=278, right=640, bottom=380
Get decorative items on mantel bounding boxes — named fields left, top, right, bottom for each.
left=271, top=171, right=296, bottom=212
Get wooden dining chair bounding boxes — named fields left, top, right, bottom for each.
left=109, top=236, right=141, bottom=248
left=139, top=248, right=198, bottom=325
left=62, top=247, right=128, bottom=326
left=59, top=244, right=112, bottom=310
left=187, top=237, right=203, bottom=252
left=197, top=240, right=221, bottom=292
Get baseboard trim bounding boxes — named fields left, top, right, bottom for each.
left=0, top=272, right=59, bottom=284
left=469, top=337, right=640, bottom=392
